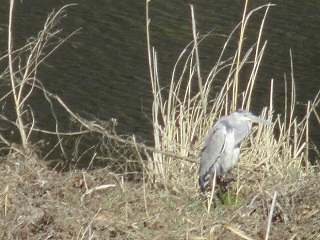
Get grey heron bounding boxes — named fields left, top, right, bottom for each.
left=199, top=109, right=269, bottom=191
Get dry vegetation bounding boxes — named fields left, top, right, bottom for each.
left=0, top=1, right=320, bottom=239
left=1, top=155, right=319, bottom=239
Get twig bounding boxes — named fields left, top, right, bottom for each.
left=224, top=223, right=254, bottom=240
left=265, top=191, right=277, bottom=240
left=190, top=5, right=206, bottom=116
left=39, top=87, right=199, bottom=163
left=8, top=0, right=28, bottom=146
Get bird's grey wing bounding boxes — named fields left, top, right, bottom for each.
left=199, top=123, right=228, bottom=188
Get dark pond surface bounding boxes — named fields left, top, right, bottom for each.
left=0, top=1, right=319, bottom=161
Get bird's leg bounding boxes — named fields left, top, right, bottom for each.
left=224, top=177, right=236, bottom=184
left=216, top=177, right=227, bottom=205
left=206, top=176, right=225, bottom=206
left=216, top=176, right=238, bottom=205
left=198, top=177, right=227, bottom=208
left=202, top=173, right=221, bottom=210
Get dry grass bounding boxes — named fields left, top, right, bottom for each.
left=147, top=3, right=275, bottom=184
left=0, top=152, right=319, bottom=239
left=0, top=1, right=319, bottom=239
left=206, top=174, right=320, bottom=240
left=146, top=1, right=318, bottom=190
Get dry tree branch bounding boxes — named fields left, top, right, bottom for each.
left=3, top=2, right=79, bottom=151
left=35, top=83, right=198, bottom=164
left=8, top=0, right=28, bottom=146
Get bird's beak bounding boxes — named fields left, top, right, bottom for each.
left=248, top=115, right=271, bottom=124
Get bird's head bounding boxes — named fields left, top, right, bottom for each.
left=235, top=109, right=271, bottom=124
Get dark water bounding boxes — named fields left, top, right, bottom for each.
left=0, top=1, right=319, bottom=162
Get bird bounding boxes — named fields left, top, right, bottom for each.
left=198, top=109, right=270, bottom=191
